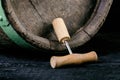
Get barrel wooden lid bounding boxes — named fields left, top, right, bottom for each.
left=3, top=0, right=113, bottom=51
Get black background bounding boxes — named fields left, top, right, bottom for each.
left=101, top=0, right=120, bottom=32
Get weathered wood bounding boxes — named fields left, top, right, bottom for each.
left=6, top=0, right=96, bottom=37
left=1, top=0, right=113, bottom=51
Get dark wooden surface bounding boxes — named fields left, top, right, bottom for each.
left=3, top=0, right=97, bottom=51
left=8, top=0, right=95, bottom=37
left=3, top=0, right=113, bottom=51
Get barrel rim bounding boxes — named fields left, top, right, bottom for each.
left=3, top=0, right=113, bottom=51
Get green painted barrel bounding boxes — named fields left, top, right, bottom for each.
left=0, top=0, right=113, bottom=51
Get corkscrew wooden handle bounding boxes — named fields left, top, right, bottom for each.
left=50, top=51, right=98, bottom=68
left=51, top=18, right=98, bottom=69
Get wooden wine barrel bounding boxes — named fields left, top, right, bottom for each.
left=0, top=0, right=113, bottom=51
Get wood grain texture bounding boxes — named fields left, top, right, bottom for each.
left=50, top=51, right=98, bottom=68
left=2, top=0, right=113, bottom=51
left=6, top=0, right=95, bottom=37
